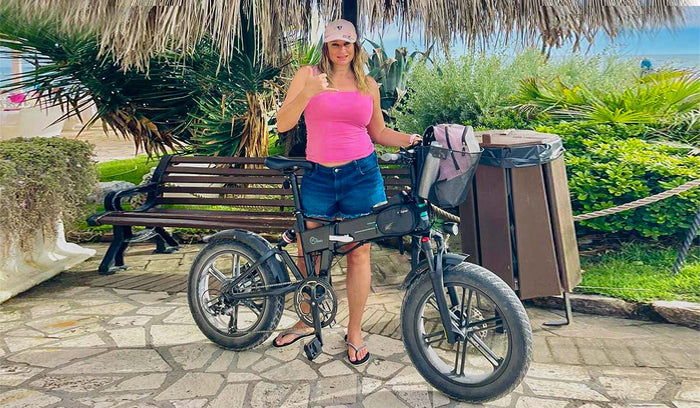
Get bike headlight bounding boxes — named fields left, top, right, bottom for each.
left=442, top=222, right=459, bottom=236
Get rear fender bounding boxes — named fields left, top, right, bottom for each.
left=204, top=229, right=289, bottom=284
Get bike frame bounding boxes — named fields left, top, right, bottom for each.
left=222, top=150, right=466, bottom=347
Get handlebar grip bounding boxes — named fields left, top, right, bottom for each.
left=381, top=153, right=401, bottom=162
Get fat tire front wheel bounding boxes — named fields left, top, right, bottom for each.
left=401, top=262, right=532, bottom=402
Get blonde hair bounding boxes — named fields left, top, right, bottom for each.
left=317, top=42, right=369, bottom=94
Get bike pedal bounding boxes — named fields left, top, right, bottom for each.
left=304, top=337, right=323, bottom=361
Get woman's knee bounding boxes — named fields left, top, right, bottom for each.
left=346, top=244, right=371, bottom=269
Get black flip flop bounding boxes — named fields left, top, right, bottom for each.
left=344, top=334, right=370, bottom=365
left=272, top=330, right=314, bottom=348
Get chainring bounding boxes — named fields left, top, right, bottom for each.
left=294, top=278, right=338, bottom=328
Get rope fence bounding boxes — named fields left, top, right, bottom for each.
left=430, top=178, right=700, bottom=274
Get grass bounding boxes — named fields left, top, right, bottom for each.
left=578, top=242, right=700, bottom=303
left=97, top=154, right=158, bottom=184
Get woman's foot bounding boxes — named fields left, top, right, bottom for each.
left=272, top=322, right=314, bottom=347
left=345, top=332, right=370, bottom=365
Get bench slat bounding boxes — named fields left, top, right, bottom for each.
left=160, top=186, right=291, bottom=195
left=161, top=175, right=286, bottom=184
left=170, top=156, right=267, bottom=164
left=156, top=197, right=295, bottom=207
left=166, top=166, right=291, bottom=176
left=97, top=215, right=291, bottom=231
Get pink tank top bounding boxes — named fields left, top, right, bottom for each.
left=304, top=75, right=375, bottom=163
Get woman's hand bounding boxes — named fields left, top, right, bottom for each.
left=302, top=71, right=339, bottom=98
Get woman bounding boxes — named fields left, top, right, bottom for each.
left=274, top=19, right=420, bottom=364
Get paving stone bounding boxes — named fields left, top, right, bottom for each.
left=319, top=360, right=353, bottom=377
left=365, top=334, right=405, bottom=357
left=362, top=377, right=383, bottom=395
left=26, top=315, right=101, bottom=335
left=128, top=292, right=170, bottom=304
left=150, top=324, right=207, bottom=346
left=0, top=388, right=61, bottom=408
left=137, top=306, right=176, bottom=316
left=105, top=373, right=167, bottom=391
left=5, top=336, right=55, bottom=352
left=598, top=376, right=667, bottom=400
left=283, top=383, right=311, bottom=408
left=527, top=362, right=591, bottom=381
left=206, top=352, right=236, bottom=372
left=545, top=336, right=582, bottom=364
left=365, top=359, right=404, bottom=379
left=0, top=363, right=44, bottom=386
left=147, top=259, right=185, bottom=272
left=673, top=401, right=700, bottom=408
left=4, top=327, right=44, bottom=337
left=209, top=384, right=247, bottom=408
left=107, top=315, right=152, bottom=327
left=163, top=307, right=195, bottom=324
left=392, top=384, right=431, bottom=408
left=484, top=394, right=513, bottom=407
left=107, top=327, right=147, bottom=348
left=0, top=310, right=23, bottom=322
left=597, top=366, right=665, bottom=379
left=251, top=357, right=282, bottom=373
left=8, top=348, right=105, bottom=368
left=237, top=352, right=262, bottom=369
left=77, top=392, right=152, bottom=407
left=53, top=349, right=171, bottom=374
left=169, top=343, right=218, bottom=370
left=676, top=379, right=700, bottom=402
left=29, top=303, right=73, bottom=319
left=260, top=359, right=317, bottom=381
left=515, top=396, right=569, bottom=408
left=431, top=390, right=451, bottom=407
left=362, top=388, right=408, bottom=408
left=155, top=373, right=224, bottom=400
left=250, top=381, right=294, bottom=408
left=386, top=365, right=426, bottom=385
left=172, top=399, right=208, bottom=408
left=30, top=375, right=120, bottom=392
left=669, top=369, right=700, bottom=379
left=311, top=375, right=359, bottom=405
left=227, top=372, right=262, bottom=382
left=526, top=378, right=608, bottom=401
left=69, top=303, right=138, bottom=315
left=264, top=341, right=304, bottom=362
left=53, top=333, right=107, bottom=348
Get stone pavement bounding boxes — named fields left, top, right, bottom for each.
left=1, top=242, right=699, bottom=408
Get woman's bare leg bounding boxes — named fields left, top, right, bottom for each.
left=345, top=243, right=371, bottom=362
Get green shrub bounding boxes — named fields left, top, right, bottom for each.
left=395, top=50, right=544, bottom=134
left=0, top=138, right=98, bottom=251
left=538, top=122, right=700, bottom=238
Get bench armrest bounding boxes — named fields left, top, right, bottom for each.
left=104, top=182, right=159, bottom=211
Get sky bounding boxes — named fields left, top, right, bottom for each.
left=362, top=6, right=700, bottom=63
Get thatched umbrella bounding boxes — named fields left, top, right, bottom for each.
left=4, top=0, right=689, bottom=71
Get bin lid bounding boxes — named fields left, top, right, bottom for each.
left=474, top=129, right=564, bottom=168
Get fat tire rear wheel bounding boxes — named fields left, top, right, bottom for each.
left=187, top=239, right=284, bottom=351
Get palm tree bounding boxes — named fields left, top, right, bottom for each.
left=2, top=0, right=687, bottom=71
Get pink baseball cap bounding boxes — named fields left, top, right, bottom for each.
left=324, top=19, right=357, bottom=43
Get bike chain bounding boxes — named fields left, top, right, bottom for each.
left=208, top=279, right=341, bottom=336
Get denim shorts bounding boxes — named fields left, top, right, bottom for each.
left=301, top=151, right=387, bottom=219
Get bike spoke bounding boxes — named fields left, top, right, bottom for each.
left=467, top=316, right=503, bottom=333
left=423, top=330, right=445, bottom=345
left=468, top=333, right=503, bottom=367
left=240, top=299, right=262, bottom=317
left=458, top=332, right=469, bottom=375
left=207, top=265, right=228, bottom=284
left=231, top=253, right=241, bottom=278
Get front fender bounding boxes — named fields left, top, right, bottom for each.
left=204, top=229, right=289, bottom=284
left=399, top=252, right=468, bottom=290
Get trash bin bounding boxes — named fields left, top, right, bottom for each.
left=458, top=129, right=581, bottom=300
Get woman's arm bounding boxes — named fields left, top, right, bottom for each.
left=277, top=66, right=338, bottom=133
left=366, top=77, right=420, bottom=147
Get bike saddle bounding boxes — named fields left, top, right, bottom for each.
left=264, top=156, right=313, bottom=171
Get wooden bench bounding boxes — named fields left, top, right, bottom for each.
left=88, top=154, right=411, bottom=274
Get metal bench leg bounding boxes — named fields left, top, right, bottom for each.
left=98, top=225, right=131, bottom=275
left=153, top=227, right=180, bottom=254
left=543, top=291, right=573, bottom=326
